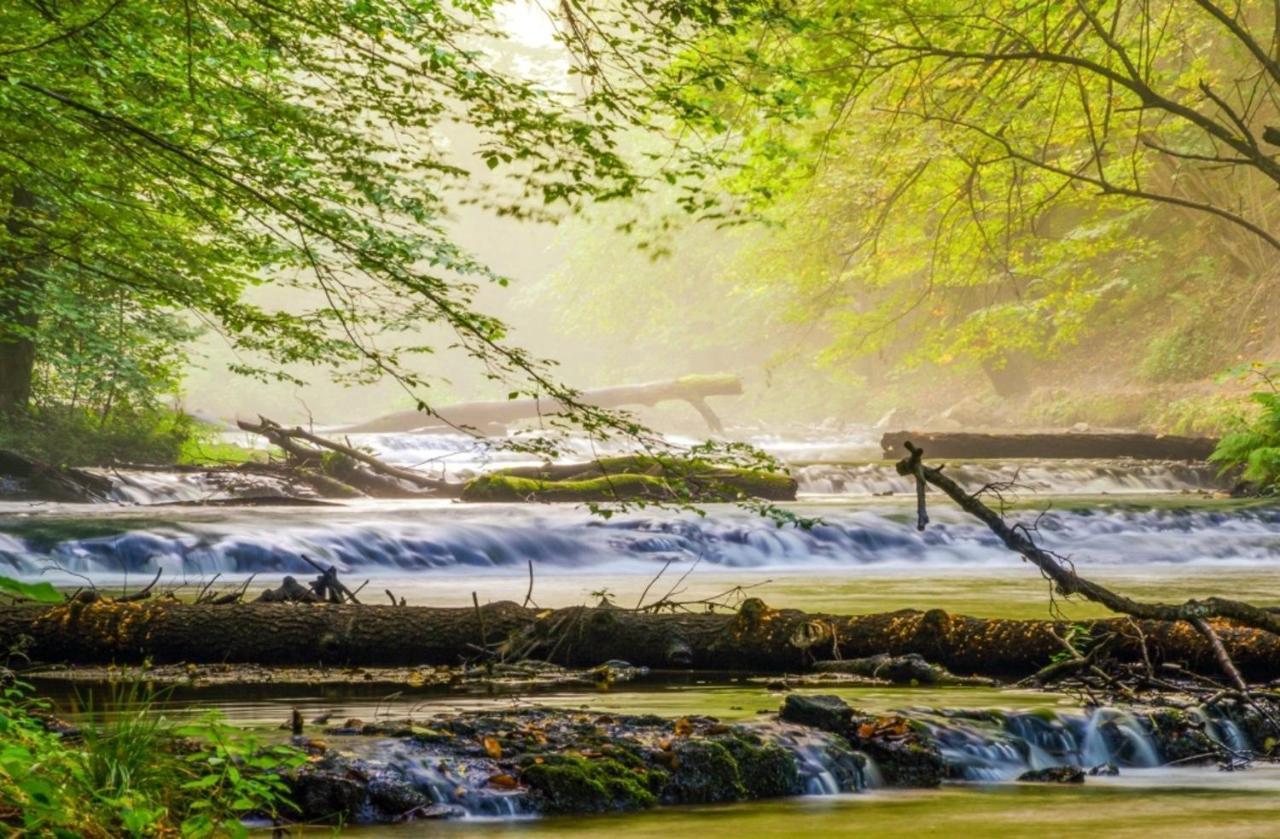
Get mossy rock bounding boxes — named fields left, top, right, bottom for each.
left=519, top=754, right=665, bottom=814
left=715, top=733, right=801, bottom=798
left=662, top=740, right=747, bottom=804
left=462, top=456, right=796, bottom=503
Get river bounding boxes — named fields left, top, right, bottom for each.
left=6, top=430, right=1279, bottom=836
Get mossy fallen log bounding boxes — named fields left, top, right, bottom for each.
left=460, top=456, right=797, bottom=503
left=5, top=599, right=1280, bottom=679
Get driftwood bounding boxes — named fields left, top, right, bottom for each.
left=338, top=374, right=743, bottom=435
left=881, top=431, right=1218, bottom=461
left=237, top=416, right=460, bottom=498
left=6, top=598, right=1280, bottom=679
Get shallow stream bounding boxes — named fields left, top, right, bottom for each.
left=9, top=430, right=1280, bottom=835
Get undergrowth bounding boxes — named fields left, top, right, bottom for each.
left=0, top=679, right=305, bottom=837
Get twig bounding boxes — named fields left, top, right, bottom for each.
left=1191, top=616, right=1249, bottom=691
left=472, top=591, right=489, bottom=652
left=523, top=559, right=536, bottom=609
left=194, top=573, right=222, bottom=604
left=635, top=559, right=674, bottom=610
left=298, top=554, right=360, bottom=603
left=116, top=569, right=163, bottom=603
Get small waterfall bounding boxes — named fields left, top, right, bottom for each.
left=1186, top=707, right=1250, bottom=755
left=927, top=707, right=1232, bottom=782
left=390, top=745, right=525, bottom=818
left=4, top=503, right=1280, bottom=581
left=354, top=721, right=867, bottom=819
left=794, top=460, right=1228, bottom=497
left=761, top=723, right=875, bottom=793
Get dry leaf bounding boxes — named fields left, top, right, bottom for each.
left=674, top=717, right=693, bottom=738
left=482, top=736, right=502, bottom=759
left=488, top=773, right=519, bottom=790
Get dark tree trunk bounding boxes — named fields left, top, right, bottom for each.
left=5, top=600, right=1280, bottom=680
left=0, top=186, right=42, bottom=415
left=882, top=431, right=1218, bottom=461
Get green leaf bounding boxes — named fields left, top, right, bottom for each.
left=0, top=577, right=62, bottom=603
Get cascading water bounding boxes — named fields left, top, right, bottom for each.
left=924, top=706, right=1247, bottom=781
left=349, top=721, right=872, bottom=819
left=31, top=427, right=1228, bottom=505
left=794, top=459, right=1227, bottom=496
left=4, top=503, right=1279, bottom=582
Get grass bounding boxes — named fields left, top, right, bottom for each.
left=0, top=679, right=305, bottom=838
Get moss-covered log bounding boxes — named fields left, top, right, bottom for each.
left=461, top=455, right=797, bottom=502
left=5, top=599, right=1280, bottom=679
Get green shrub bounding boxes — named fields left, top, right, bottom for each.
left=0, top=405, right=195, bottom=466
left=0, top=680, right=304, bottom=838
left=1139, top=328, right=1220, bottom=383
left=1210, top=383, right=1280, bottom=493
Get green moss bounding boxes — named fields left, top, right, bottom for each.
left=663, top=740, right=746, bottom=804
left=462, top=457, right=796, bottom=503
left=714, top=734, right=800, bottom=798
left=461, top=473, right=670, bottom=502
left=519, top=754, right=665, bottom=814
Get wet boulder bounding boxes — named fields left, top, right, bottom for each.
left=663, top=740, right=747, bottom=804
left=520, top=754, right=665, bottom=814
left=779, top=694, right=856, bottom=731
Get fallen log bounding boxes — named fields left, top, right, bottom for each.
left=5, top=599, right=1280, bottom=679
left=237, top=416, right=460, bottom=498
left=881, top=431, right=1218, bottom=461
left=461, top=454, right=797, bottom=502
left=339, top=374, right=743, bottom=435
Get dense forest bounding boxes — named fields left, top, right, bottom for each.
left=3, top=1, right=1280, bottom=837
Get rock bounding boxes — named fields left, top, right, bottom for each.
left=367, top=776, right=431, bottom=817
left=663, top=740, right=746, bottom=804
left=1017, top=766, right=1085, bottom=783
left=779, top=694, right=855, bottom=731
left=716, top=734, right=802, bottom=798
left=850, top=717, right=945, bottom=788
left=520, top=754, right=664, bottom=814
left=1088, top=762, right=1119, bottom=776
left=287, top=759, right=368, bottom=822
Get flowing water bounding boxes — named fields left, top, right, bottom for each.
left=9, top=428, right=1280, bottom=835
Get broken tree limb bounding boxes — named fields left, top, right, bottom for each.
left=882, top=431, right=1218, bottom=461
left=7, top=599, right=1280, bottom=678
left=237, top=416, right=461, bottom=498
left=894, top=440, right=1280, bottom=640
left=338, top=374, right=743, bottom=435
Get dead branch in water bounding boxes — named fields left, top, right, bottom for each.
left=237, top=416, right=460, bottom=498
left=895, top=441, right=1280, bottom=641
left=896, top=438, right=1280, bottom=720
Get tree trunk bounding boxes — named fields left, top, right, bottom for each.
left=0, top=186, right=41, bottom=415
left=338, top=374, right=743, bottom=435
left=882, top=431, right=1218, bottom=461
left=5, top=600, right=1279, bottom=679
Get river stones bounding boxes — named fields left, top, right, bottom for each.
left=1017, top=766, right=1085, bottom=783
left=780, top=694, right=944, bottom=787
left=779, top=694, right=856, bottom=730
